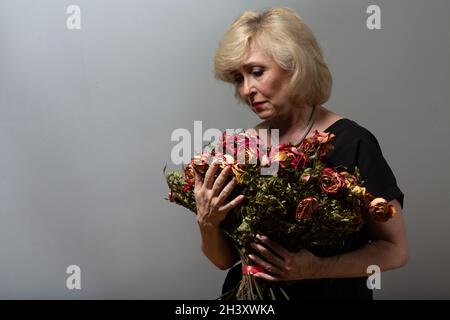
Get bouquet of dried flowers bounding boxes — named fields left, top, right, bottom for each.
left=165, top=129, right=396, bottom=300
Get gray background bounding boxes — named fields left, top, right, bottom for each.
left=0, top=0, right=449, bottom=299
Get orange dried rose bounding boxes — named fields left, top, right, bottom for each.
left=299, top=137, right=316, bottom=154
left=320, top=167, right=345, bottom=194
left=309, top=131, right=335, bottom=158
left=368, top=198, right=397, bottom=222
left=269, top=145, right=307, bottom=169
left=313, top=131, right=335, bottom=144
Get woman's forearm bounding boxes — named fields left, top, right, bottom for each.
left=198, top=223, right=240, bottom=270
left=314, top=240, right=408, bottom=279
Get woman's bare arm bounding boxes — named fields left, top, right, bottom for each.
left=198, top=223, right=240, bottom=270
left=315, top=199, right=409, bottom=278
left=194, top=163, right=244, bottom=270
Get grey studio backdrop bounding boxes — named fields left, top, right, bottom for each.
left=0, top=0, right=449, bottom=299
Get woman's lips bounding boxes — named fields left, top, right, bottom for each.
left=253, top=102, right=266, bottom=111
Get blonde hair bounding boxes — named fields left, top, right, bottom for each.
left=214, top=7, right=332, bottom=106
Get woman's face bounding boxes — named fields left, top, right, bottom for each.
left=233, top=46, right=293, bottom=120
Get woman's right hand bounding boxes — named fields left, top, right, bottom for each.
left=194, top=161, right=245, bottom=228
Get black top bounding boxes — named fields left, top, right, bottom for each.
left=221, top=118, right=404, bottom=300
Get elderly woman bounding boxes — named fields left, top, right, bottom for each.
left=194, top=7, right=408, bottom=300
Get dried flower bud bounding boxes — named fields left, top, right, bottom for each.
left=301, top=173, right=311, bottom=183
left=350, top=186, right=367, bottom=197
left=340, top=171, right=358, bottom=188
left=184, top=163, right=195, bottom=184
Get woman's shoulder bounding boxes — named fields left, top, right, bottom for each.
left=318, top=107, right=383, bottom=155
left=326, top=117, right=378, bottom=144
left=325, top=116, right=387, bottom=168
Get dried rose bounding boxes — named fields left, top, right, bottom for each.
left=317, top=143, right=334, bottom=159
left=215, top=130, right=265, bottom=167
left=368, top=198, right=396, bottom=222
left=192, top=153, right=210, bottom=174
left=295, top=197, right=319, bottom=222
left=299, top=137, right=317, bottom=154
left=320, top=167, right=345, bottom=194
left=304, top=131, right=335, bottom=158
left=269, top=147, right=289, bottom=168
left=313, top=131, right=335, bottom=144
left=269, top=145, right=306, bottom=169
left=184, top=163, right=195, bottom=185
left=291, top=151, right=307, bottom=169
left=214, top=154, right=246, bottom=183
left=219, top=130, right=263, bottom=161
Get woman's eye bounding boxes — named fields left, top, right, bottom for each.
left=232, top=69, right=263, bottom=84
left=233, top=76, right=243, bottom=84
left=252, top=69, right=264, bottom=77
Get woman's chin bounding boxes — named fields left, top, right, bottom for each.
left=254, top=110, right=272, bottom=119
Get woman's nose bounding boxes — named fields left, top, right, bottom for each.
left=242, top=77, right=257, bottom=101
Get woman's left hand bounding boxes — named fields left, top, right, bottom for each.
left=248, top=234, right=322, bottom=282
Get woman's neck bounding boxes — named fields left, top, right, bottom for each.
left=268, top=103, right=316, bottom=142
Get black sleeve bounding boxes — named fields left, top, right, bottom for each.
left=356, top=130, right=405, bottom=209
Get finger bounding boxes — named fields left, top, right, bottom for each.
left=193, top=166, right=203, bottom=190
left=248, top=254, right=282, bottom=276
left=219, top=194, right=245, bottom=213
left=215, top=177, right=238, bottom=205
left=250, top=242, right=285, bottom=268
left=253, top=272, right=280, bottom=282
left=203, top=161, right=219, bottom=189
left=211, top=166, right=231, bottom=196
left=256, top=235, right=291, bottom=259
